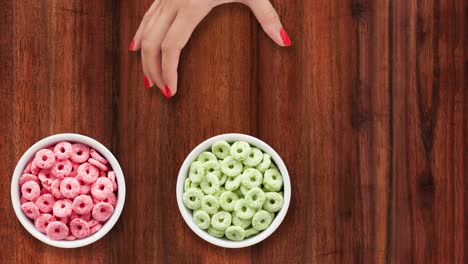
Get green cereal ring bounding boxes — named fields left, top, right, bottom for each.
left=190, top=182, right=200, bottom=189
left=263, top=192, right=284, bottom=213
left=235, top=188, right=244, bottom=198
left=213, top=186, right=225, bottom=198
left=245, top=187, right=266, bottom=209
left=197, top=151, right=217, bottom=163
left=183, top=188, right=204, bottom=210
left=243, top=147, right=263, bottom=167
left=211, top=140, right=231, bottom=159
left=241, top=168, right=263, bottom=189
left=232, top=212, right=251, bottom=229
left=189, top=161, right=205, bottom=183
left=225, top=226, right=246, bottom=241
left=219, top=174, right=228, bottom=185
left=208, top=226, right=224, bottom=238
left=240, top=185, right=250, bottom=196
left=203, top=160, right=221, bottom=178
left=262, top=186, right=274, bottom=193
left=221, top=157, right=243, bottom=177
left=263, top=169, right=283, bottom=191
left=230, top=141, right=252, bottom=161
left=193, top=210, right=211, bottom=230
left=184, top=178, right=191, bottom=192
left=243, top=165, right=253, bottom=172
left=201, top=195, right=220, bottom=215
left=270, top=212, right=275, bottom=220
left=211, top=211, right=232, bottom=231
left=256, top=153, right=271, bottom=173
left=200, top=174, right=220, bottom=195
left=252, top=210, right=273, bottom=231
left=245, top=228, right=259, bottom=238
left=219, top=191, right=239, bottom=211
left=234, top=199, right=255, bottom=220
left=225, top=176, right=241, bottom=191
left=270, top=162, right=278, bottom=170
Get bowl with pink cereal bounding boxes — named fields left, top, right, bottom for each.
left=11, top=133, right=126, bottom=248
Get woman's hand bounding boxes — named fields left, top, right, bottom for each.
left=129, top=0, right=291, bottom=98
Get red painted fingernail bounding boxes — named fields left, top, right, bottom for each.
left=280, top=29, right=291, bottom=46
left=128, top=40, right=135, bottom=51
left=164, top=85, right=172, bottom=99
left=143, top=76, right=152, bottom=88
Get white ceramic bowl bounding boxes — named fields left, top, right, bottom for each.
left=176, top=133, right=291, bottom=248
left=11, top=133, right=126, bottom=248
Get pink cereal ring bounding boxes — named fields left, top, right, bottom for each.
left=21, top=181, right=41, bottom=201
left=38, top=169, right=56, bottom=185
left=87, top=219, right=100, bottom=227
left=92, top=202, right=114, bottom=222
left=70, top=218, right=90, bottom=238
left=46, top=221, right=69, bottom=240
left=31, top=160, right=40, bottom=175
left=34, top=214, right=56, bottom=233
left=80, top=183, right=91, bottom=195
left=90, top=223, right=102, bottom=235
left=60, top=177, right=81, bottom=199
left=52, top=199, right=73, bottom=218
left=51, top=179, right=63, bottom=199
left=70, top=212, right=91, bottom=222
left=20, top=196, right=30, bottom=204
left=76, top=177, right=91, bottom=195
left=69, top=162, right=80, bottom=177
left=21, top=202, right=40, bottom=219
left=70, top=143, right=90, bottom=163
left=53, top=141, right=72, bottom=160
left=72, top=195, right=94, bottom=215
left=88, top=158, right=107, bottom=172
left=23, top=161, right=32, bottom=174
left=90, top=149, right=108, bottom=164
left=35, top=194, right=56, bottom=213
left=19, top=174, right=39, bottom=186
left=107, top=171, right=118, bottom=191
left=65, top=235, right=77, bottom=241
left=53, top=159, right=72, bottom=179
left=91, top=177, right=113, bottom=200
left=43, top=181, right=52, bottom=192
left=77, top=163, right=99, bottom=184
left=94, top=192, right=117, bottom=207
left=34, top=149, right=56, bottom=169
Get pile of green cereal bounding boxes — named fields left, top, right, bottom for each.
left=183, top=140, right=284, bottom=241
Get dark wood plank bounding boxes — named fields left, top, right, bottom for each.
left=391, top=0, right=467, bottom=263
left=0, top=0, right=116, bottom=263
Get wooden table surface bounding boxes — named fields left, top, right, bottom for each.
left=0, top=0, right=466, bottom=263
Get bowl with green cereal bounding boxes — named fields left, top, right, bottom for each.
left=176, top=133, right=291, bottom=248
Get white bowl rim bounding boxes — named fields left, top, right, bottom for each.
left=176, top=133, right=291, bottom=248
left=11, top=133, right=126, bottom=248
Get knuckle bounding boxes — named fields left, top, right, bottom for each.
left=141, top=38, right=153, bottom=51
left=161, top=40, right=182, bottom=53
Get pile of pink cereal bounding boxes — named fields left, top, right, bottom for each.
left=19, top=142, right=118, bottom=241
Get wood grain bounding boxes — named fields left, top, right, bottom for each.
left=0, top=0, right=466, bottom=263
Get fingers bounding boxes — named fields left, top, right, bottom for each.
left=161, top=7, right=210, bottom=97
left=141, top=7, right=177, bottom=91
left=244, top=0, right=291, bottom=46
left=129, top=0, right=160, bottom=51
